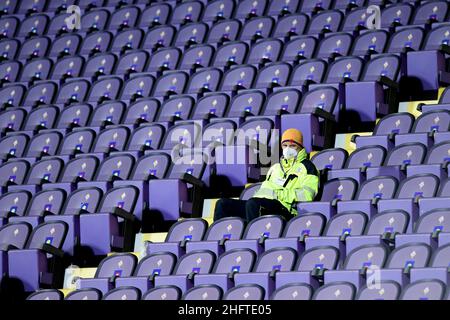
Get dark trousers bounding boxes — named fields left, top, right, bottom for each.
left=214, top=197, right=294, bottom=223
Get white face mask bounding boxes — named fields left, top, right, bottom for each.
left=283, top=147, right=298, bottom=160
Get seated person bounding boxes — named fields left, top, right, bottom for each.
left=214, top=128, right=319, bottom=222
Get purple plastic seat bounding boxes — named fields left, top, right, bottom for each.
left=142, top=286, right=181, bottom=300
left=22, top=99, right=56, bottom=128
left=182, top=284, right=223, bottom=300
left=50, top=55, right=84, bottom=81
left=122, top=98, right=159, bottom=125
left=142, top=25, right=176, bottom=51
left=311, top=148, right=348, bottom=173
left=239, top=16, right=274, bottom=42
left=80, top=31, right=112, bottom=57
left=234, top=0, right=268, bottom=20
left=120, top=75, right=155, bottom=103
left=400, top=279, right=446, bottom=300
left=58, top=128, right=96, bottom=156
left=0, top=108, right=26, bottom=136
left=297, top=177, right=358, bottom=220
left=226, top=89, right=265, bottom=118
left=387, top=27, right=425, bottom=53
left=412, top=1, right=448, bottom=25
left=187, top=216, right=245, bottom=256
left=0, top=190, right=32, bottom=225
left=147, top=218, right=208, bottom=258
left=206, top=19, right=241, bottom=44
left=20, top=58, right=52, bottom=83
left=0, top=221, right=32, bottom=281
left=27, top=289, right=64, bottom=301
left=315, top=32, right=353, bottom=59
left=7, top=187, right=65, bottom=226
left=174, top=23, right=208, bottom=49
left=223, top=283, right=265, bottom=300
left=65, top=288, right=102, bottom=301
left=115, top=252, right=177, bottom=294
left=0, top=17, right=18, bottom=38
left=127, top=124, right=165, bottom=152
left=261, top=88, right=302, bottom=116
left=48, top=33, right=81, bottom=58
left=103, top=286, right=141, bottom=300
left=289, top=59, right=327, bottom=88
left=186, top=67, right=222, bottom=95
left=365, top=142, right=427, bottom=182
left=109, top=5, right=140, bottom=31
left=7, top=220, right=68, bottom=291
left=233, top=247, right=297, bottom=299
left=395, top=110, right=450, bottom=148
left=406, top=141, right=450, bottom=180
left=224, top=215, right=285, bottom=255
left=299, top=0, right=332, bottom=14
left=44, top=186, right=103, bottom=255
left=55, top=80, right=90, bottom=105
left=190, top=93, right=229, bottom=120
left=171, top=1, right=204, bottom=25
left=273, top=14, right=308, bottom=39
left=202, top=0, right=235, bottom=22
left=254, top=62, right=291, bottom=89
left=247, top=38, right=283, bottom=67
left=351, top=30, right=389, bottom=56
left=90, top=125, right=130, bottom=154
left=281, top=36, right=318, bottom=63
left=110, top=28, right=144, bottom=55
left=17, top=14, right=49, bottom=39
left=148, top=48, right=182, bottom=74
left=154, top=250, right=216, bottom=293
left=0, top=39, right=19, bottom=61
left=354, top=112, right=415, bottom=150
left=139, top=3, right=172, bottom=28
left=25, top=130, right=62, bottom=158
left=307, top=10, right=344, bottom=35
left=79, top=184, right=139, bottom=255
left=327, top=145, right=386, bottom=183
left=153, top=71, right=189, bottom=98
left=356, top=280, right=401, bottom=300
left=115, top=50, right=149, bottom=77
left=0, top=160, right=30, bottom=189
left=0, top=85, right=24, bottom=109
left=80, top=9, right=110, bottom=33
left=196, top=246, right=255, bottom=293
left=77, top=253, right=138, bottom=294
left=312, top=282, right=356, bottom=300
left=270, top=282, right=313, bottom=300
left=179, top=44, right=214, bottom=71
left=381, top=4, right=413, bottom=29
left=83, top=54, right=117, bottom=81
left=0, top=133, right=29, bottom=160
left=264, top=212, right=327, bottom=252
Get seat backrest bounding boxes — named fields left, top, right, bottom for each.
left=356, top=176, right=398, bottom=201
left=385, top=243, right=431, bottom=269
left=414, top=208, right=450, bottom=235
left=182, top=285, right=222, bottom=300
left=26, top=221, right=68, bottom=251
left=142, top=286, right=181, bottom=300
left=0, top=221, right=32, bottom=250
left=270, top=283, right=313, bottom=300
left=94, top=253, right=137, bottom=278
left=364, top=210, right=410, bottom=236
left=223, top=284, right=265, bottom=300
left=243, top=215, right=284, bottom=240
left=323, top=211, right=367, bottom=237
left=400, top=279, right=446, bottom=300
left=312, top=282, right=356, bottom=300
left=320, top=178, right=358, bottom=202
left=344, top=244, right=389, bottom=271
left=204, top=217, right=246, bottom=241
left=253, top=247, right=297, bottom=272
left=165, top=218, right=208, bottom=243
left=173, top=250, right=215, bottom=275
left=134, top=252, right=177, bottom=277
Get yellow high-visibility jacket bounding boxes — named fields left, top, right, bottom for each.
left=252, top=148, right=319, bottom=215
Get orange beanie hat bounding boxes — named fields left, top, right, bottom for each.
left=281, top=128, right=303, bottom=146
